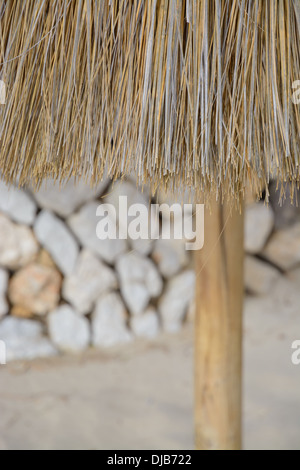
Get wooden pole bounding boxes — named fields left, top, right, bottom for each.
left=195, top=199, right=244, bottom=450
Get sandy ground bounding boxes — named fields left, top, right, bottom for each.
left=0, top=295, right=299, bottom=450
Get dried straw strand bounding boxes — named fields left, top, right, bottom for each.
left=0, top=0, right=299, bottom=203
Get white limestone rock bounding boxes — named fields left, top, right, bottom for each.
left=152, top=238, right=189, bottom=278
left=68, top=202, right=127, bottom=264
left=116, top=252, right=163, bottom=315
left=31, top=177, right=110, bottom=218
left=244, top=255, right=280, bottom=295
left=62, top=249, right=118, bottom=314
left=105, top=180, right=156, bottom=254
left=92, top=292, right=132, bottom=347
left=34, top=210, right=79, bottom=275
left=159, top=270, right=195, bottom=332
left=0, top=181, right=37, bottom=225
left=130, top=307, right=160, bottom=339
left=130, top=238, right=154, bottom=256
left=0, top=317, right=57, bottom=362
left=245, top=203, right=274, bottom=254
left=105, top=180, right=150, bottom=212
left=48, top=305, right=90, bottom=353
left=0, top=214, right=39, bottom=269
left=262, top=223, right=300, bottom=271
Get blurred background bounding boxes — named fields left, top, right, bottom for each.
left=0, top=177, right=299, bottom=450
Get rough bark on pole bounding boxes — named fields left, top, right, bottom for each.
left=195, top=199, right=244, bottom=450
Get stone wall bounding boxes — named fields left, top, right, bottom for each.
left=0, top=178, right=299, bottom=362
left=0, top=178, right=195, bottom=361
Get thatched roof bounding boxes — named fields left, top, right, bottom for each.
left=0, top=0, right=299, bottom=202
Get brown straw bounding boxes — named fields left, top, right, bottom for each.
left=0, top=1, right=299, bottom=203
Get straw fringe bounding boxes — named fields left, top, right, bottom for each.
left=0, top=0, right=299, bottom=202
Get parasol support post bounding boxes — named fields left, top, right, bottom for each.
left=195, top=199, right=244, bottom=450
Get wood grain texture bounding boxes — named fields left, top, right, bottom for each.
left=195, top=201, right=244, bottom=450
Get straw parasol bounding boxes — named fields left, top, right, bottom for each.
left=0, top=0, right=299, bottom=450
